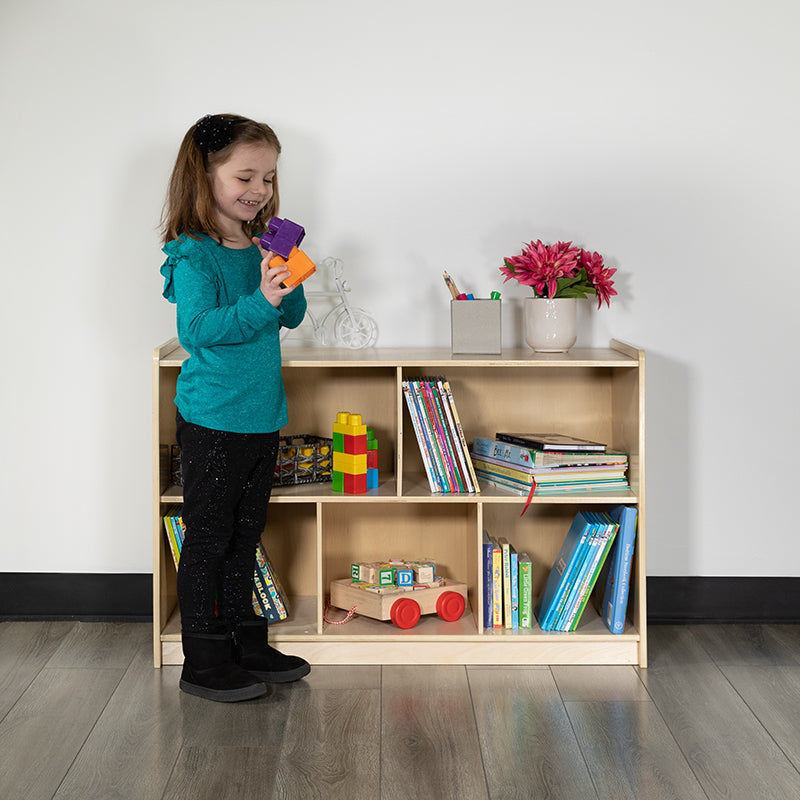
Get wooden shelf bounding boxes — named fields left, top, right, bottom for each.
left=153, top=340, right=646, bottom=667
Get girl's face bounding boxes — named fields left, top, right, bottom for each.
left=208, top=142, right=278, bottom=234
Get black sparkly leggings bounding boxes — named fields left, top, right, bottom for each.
left=175, top=412, right=279, bottom=635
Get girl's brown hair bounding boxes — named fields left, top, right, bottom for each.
left=160, top=114, right=281, bottom=244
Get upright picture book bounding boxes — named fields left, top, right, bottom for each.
left=593, top=505, right=638, bottom=634
left=482, top=530, right=533, bottom=630
left=403, top=375, right=479, bottom=494
left=534, top=510, right=620, bottom=631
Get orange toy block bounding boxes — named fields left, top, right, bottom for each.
left=270, top=247, right=316, bottom=287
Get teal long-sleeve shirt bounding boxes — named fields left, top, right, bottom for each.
left=160, top=233, right=306, bottom=433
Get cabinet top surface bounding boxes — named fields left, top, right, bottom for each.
left=156, top=340, right=642, bottom=368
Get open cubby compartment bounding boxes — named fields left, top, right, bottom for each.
left=320, top=501, right=480, bottom=635
left=399, top=363, right=639, bottom=497
left=280, top=363, right=398, bottom=495
left=260, top=501, right=320, bottom=637
left=479, top=502, right=642, bottom=636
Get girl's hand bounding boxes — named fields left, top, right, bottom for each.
left=252, top=237, right=295, bottom=308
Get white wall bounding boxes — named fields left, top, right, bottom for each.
left=1, top=0, right=798, bottom=577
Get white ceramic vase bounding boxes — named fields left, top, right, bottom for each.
left=524, top=297, right=578, bottom=352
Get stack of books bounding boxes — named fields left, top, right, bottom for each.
left=535, top=507, right=637, bottom=631
left=402, top=376, right=480, bottom=493
left=162, top=506, right=289, bottom=623
left=482, top=532, right=534, bottom=630
left=471, top=433, right=629, bottom=496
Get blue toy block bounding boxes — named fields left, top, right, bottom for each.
left=367, top=468, right=379, bottom=489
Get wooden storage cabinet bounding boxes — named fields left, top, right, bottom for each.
left=153, top=339, right=646, bottom=667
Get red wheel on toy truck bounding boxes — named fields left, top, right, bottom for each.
left=436, top=590, right=466, bottom=622
left=390, top=597, right=421, bottom=629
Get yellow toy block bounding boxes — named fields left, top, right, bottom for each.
left=333, top=412, right=367, bottom=437
left=333, top=451, right=367, bottom=474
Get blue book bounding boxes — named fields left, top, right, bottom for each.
left=510, top=548, right=519, bottom=630
left=549, top=515, right=603, bottom=630
left=596, top=505, right=638, bottom=634
left=481, top=531, right=494, bottom=629
left=561, top=512, right=618, bottom=631
left=472, top=436, right=536, bottom=467
left=535, top=511, right=595, bottom=630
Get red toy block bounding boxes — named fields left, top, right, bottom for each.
left=344, top=433, right=368, bottom=455
left=343, top=472, right=368, bottom=494
left=367, top=449, right=378, bottom=470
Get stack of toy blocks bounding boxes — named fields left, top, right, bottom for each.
left=366, top=426, right=379, bottom=489
left=332, top=412, right=378, bottom=493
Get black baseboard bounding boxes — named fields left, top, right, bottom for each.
left=647, top=577, right=800, bottom=623
left=1, top=574, right=798, bottom=623
left=0, top=573, right=152, bottom=621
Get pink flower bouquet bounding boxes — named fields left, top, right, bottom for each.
left=500, top=240, right=617, bottom=309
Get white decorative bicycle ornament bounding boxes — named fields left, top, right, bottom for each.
left=281, top=257, right=378, bottom=349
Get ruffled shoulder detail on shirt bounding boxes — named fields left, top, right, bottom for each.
left=160, top=234, right=206, bottom=302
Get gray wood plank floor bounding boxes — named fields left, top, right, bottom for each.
left=1, top=621, right=799, bottom=799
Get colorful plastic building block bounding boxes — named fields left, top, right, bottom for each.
left=332, top=412, right=371, bottom=494
left=260, top=217, right=305, bottom=258
left=259, top=217, right=316, bottom=287
left=366, top=427, right=379, bottom=489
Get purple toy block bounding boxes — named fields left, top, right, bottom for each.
left=259, top=218, right=306, bottom=259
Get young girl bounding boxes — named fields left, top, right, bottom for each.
left=160, top=113, right=310, bottom=702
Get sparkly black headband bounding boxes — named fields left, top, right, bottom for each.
left=192, top=114, right=241, bottom=155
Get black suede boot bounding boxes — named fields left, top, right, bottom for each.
left=180, top=632, right=269, bottom=702
left=233, top=619, right=311, bottom=683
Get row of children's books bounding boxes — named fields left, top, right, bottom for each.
left=402, top=376, right=480, bottom=494
left=482, top=533, right=534, bottom=629
left=536, top=505, right=638, bottom=633
left=482, top=505, right=637, bottom=634
left=162, top=506, right=289, bottom=623
left=471, top=435, right=630, bottom=496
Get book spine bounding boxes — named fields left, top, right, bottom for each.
left=482, top=534, right=493, bottom=630
left=427, top=379, right=465, bottom=492
left=496, top=433, right=605, bottom=452
left=162, top=509, right=181, bottom=569
left=471, top=456, right=535, bottom=484
left=549, top=524, right=598, bottom=630
left=606, top=506, right=638, bottom=634
left=491, top=539, right=503, bottom=628
left=402, top=381, right=440, bottom=492
left=412, top=379, right=450, bottom=492
left=540, top=519, right=594, bottom=631
left=499, top=538, right=512, bottom=629
left=441, top=379, right=481, bottom=493
left=510, top=549, right=519, bottom=630
left=518, top=555, right=533, bottom=628
left=472, top=436, right=535, bottom=467
left=475, top=473, right=530, bottom=496
left=435, top=378, right=474, bottom=492
left=533, top=484, right=629, bottom=496
left=560, top=517, right=614, bottom=630
left=567, top=522, right=619, bottom=631
left=252, top=566, right=280, bottom=622
left=255, top=544, right=288, bottom=619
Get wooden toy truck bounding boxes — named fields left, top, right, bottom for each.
left=329, top=578, right=468, bottom=629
